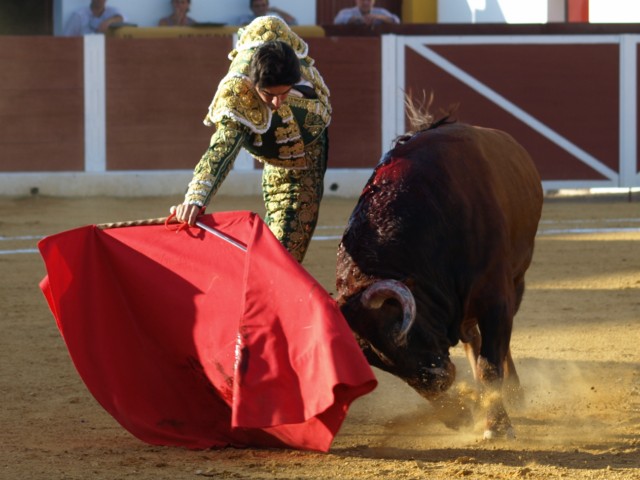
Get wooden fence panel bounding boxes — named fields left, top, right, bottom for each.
left=0, top=37, right=83, bottom=172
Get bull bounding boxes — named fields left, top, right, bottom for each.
left=336, top=107, right=543, bottom=439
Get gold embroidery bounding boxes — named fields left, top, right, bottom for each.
left=185, top=121, right=245, bottom=206
left=303, top=112, right=325, bottom=139
left=278, top=141, right=305, bottom=159
left=274, top=123, right=300, bottom=144
left=204, top=77, right=270, bottom=133
left=287, top=95, right=331, bottom=131
left=234, top=17, right=309, bottom=60
left=277, top=104, right=294, bottom=124
left=254, top=153, right=307, bottom=169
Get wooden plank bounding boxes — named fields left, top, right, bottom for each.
left=404, top=44, right=618, bottom=181
left=105, top=37, right=232, bottom=170
left=308, top=36, right=382, bottom=168
left=0, top=37, right=84, bottom=172
left=105, top=36, right=382, bottom=171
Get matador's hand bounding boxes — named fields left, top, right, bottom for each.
left=170, top=203, right=202, bottom=227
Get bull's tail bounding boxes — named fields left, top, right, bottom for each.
left=395, top=91, right=457, bottom=145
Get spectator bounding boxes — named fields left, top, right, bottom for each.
left=63, top=0, right=124, bottom=36
left=158, top=0, right=197, bottom=26
left=334, top=0, right=400, bottom=26
left=171, top=16, right=331, bottom=263
left=235, top=0, right=297, bottom=26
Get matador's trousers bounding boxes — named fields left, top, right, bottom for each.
left=261, top=131, right=328, bottom=263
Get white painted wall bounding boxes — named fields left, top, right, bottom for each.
left=438, top=0, right=565, bottom=23
left=590, top=0, right=640, bottom=23
left=53, top=0, right=316, bottom=35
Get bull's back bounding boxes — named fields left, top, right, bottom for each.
left=338, top=122, right=543, bottom=295
left=467, top=125, right=542, bottom=237
left=395, top=123, right=542, bottom=256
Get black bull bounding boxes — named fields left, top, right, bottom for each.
left=336, top=121, right=543, bottom=439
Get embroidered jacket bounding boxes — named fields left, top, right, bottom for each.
left=184, top=16, right=331, bottom=207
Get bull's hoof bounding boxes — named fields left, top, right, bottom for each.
left=483, top=426, right=516, bottom=441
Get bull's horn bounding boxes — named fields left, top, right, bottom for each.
left=360, top=280, right=416, bottom=346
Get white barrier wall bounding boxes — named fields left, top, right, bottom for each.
left=437, top=0, right=640, bottom=24
left=53, top=0, right=316, bottom=35
left=2, top=30, right=640, bottom=197
left=382, top=33, right=640, bottom=190
left=590, top=0, right=640, bottom=23
left=438, top=0, right=565, bottom=23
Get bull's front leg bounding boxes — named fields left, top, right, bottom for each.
left=473, top=286, right=518, bottom=440
left=463, top=322, right=524, bottom=408
left=477, top=355, right=515, bottom=439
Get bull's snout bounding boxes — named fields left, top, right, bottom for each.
left=406, top=358, right=456, bottom=399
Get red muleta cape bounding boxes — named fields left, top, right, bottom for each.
left=38, top=211, right=377, bottom=451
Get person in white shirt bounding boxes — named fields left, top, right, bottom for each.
left=64, top=0, right=124, bottom=36
left=158, top=0, right=197, bottom=26
left=334, top=0, right=400, bottom=26
left=235, top=0, right=297, bottom=26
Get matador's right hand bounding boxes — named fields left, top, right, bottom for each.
left=170, top=203, right=203, bottom=227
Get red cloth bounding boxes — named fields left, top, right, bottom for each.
left=38, top=211, right=376, bottom=451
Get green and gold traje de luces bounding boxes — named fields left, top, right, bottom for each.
left=185, top=16, right=332, bottom=262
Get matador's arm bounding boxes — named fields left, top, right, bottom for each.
left=184, top=120, right=248, bottom=207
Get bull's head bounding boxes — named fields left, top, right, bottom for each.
left=339, top=279, right=456, bottom=400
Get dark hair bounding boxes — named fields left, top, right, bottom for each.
left=249, top=41, right=301, bottom=89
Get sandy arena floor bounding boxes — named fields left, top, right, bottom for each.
left=1, top=193, right=639, bottom=479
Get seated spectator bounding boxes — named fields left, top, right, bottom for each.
left=158, top=0, right=197, bottom=26
left=334, top=0, right=400, bottom=26
left=63, top=0, right=124, bottom=36
left=235, top=0, right=297, bottom=26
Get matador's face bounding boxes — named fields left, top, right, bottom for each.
left=256, top=85, right=292, bottom=110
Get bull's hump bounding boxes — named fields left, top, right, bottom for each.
left=372, top=156, right=414, bottom=185
left=393, top=123, right=496, bottom=151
